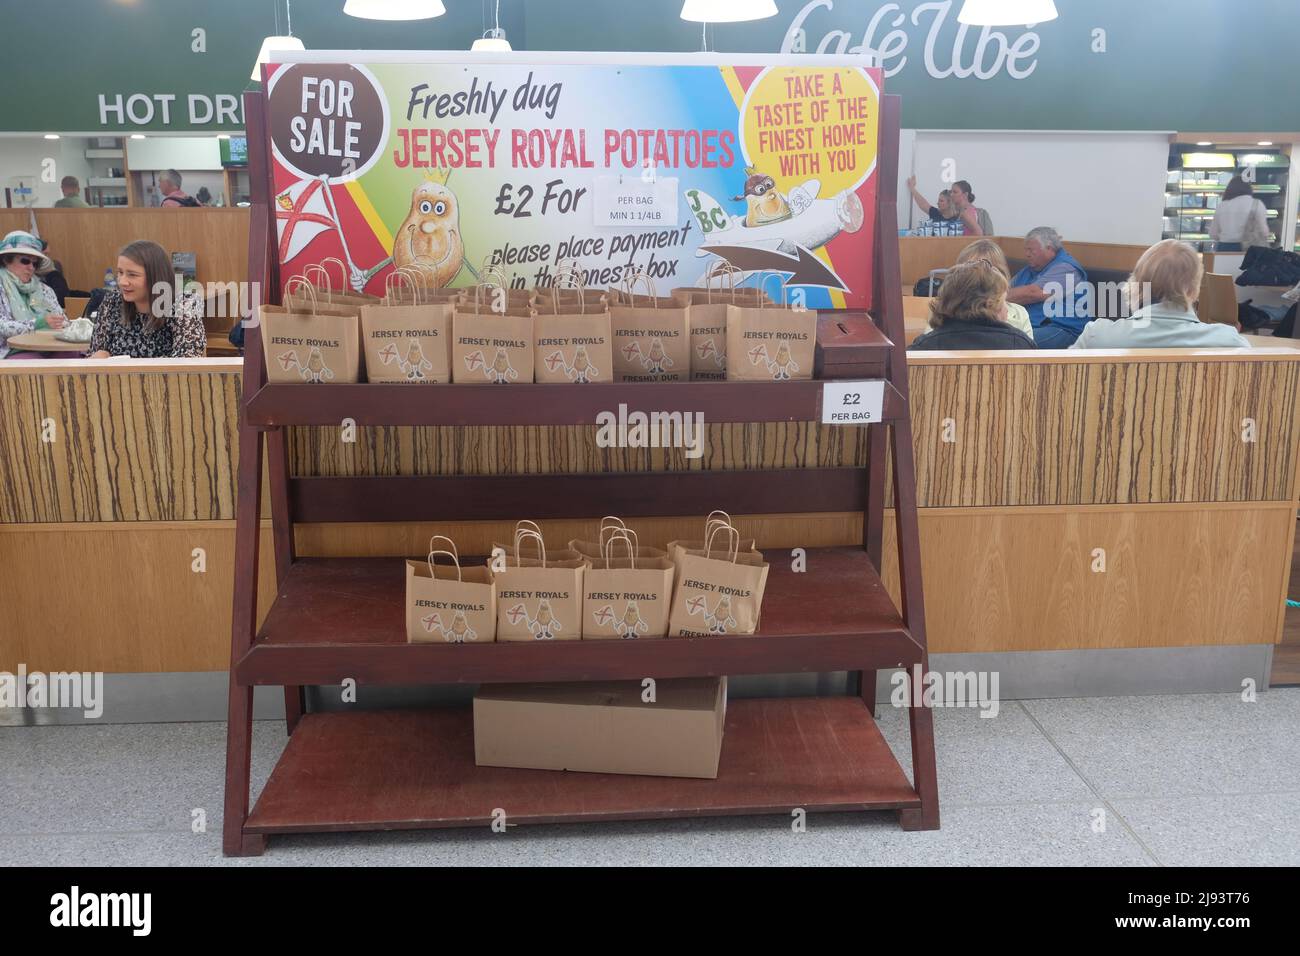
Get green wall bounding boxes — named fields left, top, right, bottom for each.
left=3, top=0, right=1297, bottom=133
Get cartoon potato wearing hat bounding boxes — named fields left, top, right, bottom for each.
left=733, top=167, right=792, bottom=228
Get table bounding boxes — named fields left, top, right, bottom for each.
left=6, top=329, right=89, bottom=354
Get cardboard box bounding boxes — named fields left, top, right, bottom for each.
left=473, top=677, right=726, bottom=779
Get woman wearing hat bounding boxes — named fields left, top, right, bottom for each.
left=0, top=231, right=67, bottom=358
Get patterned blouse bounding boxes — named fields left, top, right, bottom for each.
left=89, top=288, right=206, bottom=358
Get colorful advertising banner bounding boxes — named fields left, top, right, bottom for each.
left=265, top=54, right=880, bottom=309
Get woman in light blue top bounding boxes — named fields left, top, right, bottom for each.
left=1071, top=239, right=1251, bottom=350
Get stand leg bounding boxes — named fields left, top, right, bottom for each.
left=891, top=416, right=940, bottom=831
left=223, top=420, right=266, bottom=857
left=266, top=427, right=303, bottom=735
left=854, top=421, right=888, bottom=717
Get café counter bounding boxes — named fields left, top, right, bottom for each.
left=3, top=344, right=1297, bottom=714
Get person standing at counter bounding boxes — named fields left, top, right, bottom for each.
left=950, top=181, right=993, bottom=237
left=1008, top=226, right=1091, bottom=348
left=159, top=170, right=199, bottom=208
left=905, top=176, right=963, bottom=235
left=0, top=231, right=67, bottom=359
left=1209, top=176, right=1270, bottom=252
left=1071, top=240, right=1251, bottom=350
left=54, top=176, right=89, bottom=208
left=88, top=241, right=205, bottom=358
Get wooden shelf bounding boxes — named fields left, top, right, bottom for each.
left=244, top=698, right=921, bottom=835
left=222, top=85, right=939, bottom=856
left=237, top=548, right=921, bottom=686
left=246, top=378, right=905, bottom=427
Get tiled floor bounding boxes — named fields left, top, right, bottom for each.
left=3, top=689, right=1297, bottom=866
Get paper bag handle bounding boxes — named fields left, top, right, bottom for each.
left=396, top=267, right=428, bottom=304
left=302, top=264, right=331, bottom=301
left=551, top=265, right=587, bottom=314
left=703, top=260, right=740, bottom=304
left=601, top=525, right=639, bottom=560
left=427, top=547, right=463, bottom=582
left=514, top=528, right=547, bottom=566
left=705, top=510, right=734, bottom=535
left=319, top=257, right=348, bottom=293
left=428, top=534, right=459, bottom=561
left=703, top=523, right=740, bottom=563
left=282, top=276, right=319, bottom=314
left=384, top=270, right=416, bottom=306
left=623, top=270, right=658, bottom=307
left=605, top=529, right=636, bottom=569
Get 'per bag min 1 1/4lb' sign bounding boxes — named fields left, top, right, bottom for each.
left=264, top=54, right=879, bottom=309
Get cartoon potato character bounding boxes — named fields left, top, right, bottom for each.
left=448, top=610, right=475, bottom=643
left=771, top=340, right=799, bottom=381
left=645, top=338, right=672, bottom=373
left=301, top=345, right=334, bottom=383
left=570, top=344, right=596, bottom=383
left=708, top=594, right=736, bottom=634
left=618, top=600, right=649, bottom=639
left=402, top=339, right=433, bottom=381
left=733, top=167, right=792, bottom=228
left=532, top=599, right=560, bottom=640
left=393, top=175, right=464, bottom=289
left=488, top=347, right=518, bottom=384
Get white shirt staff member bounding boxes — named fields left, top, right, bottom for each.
left=1209, top=176, right=1270, bottom=252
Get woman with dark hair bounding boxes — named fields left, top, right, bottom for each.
left=1210, top=175, right=1270, bottom=252
left=950, top=180, right=993, bottom=237
left=88, top=240, right=205, bottom=358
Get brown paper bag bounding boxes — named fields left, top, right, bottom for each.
left=260, top=279, right=362, bottom=383
left=570, top=517, right=667, bottom=562
left=537, top=288, right=609, bottom=312
left=451, top=285, right=536, bottom=384
left=303, top=258, right=382, bottom=310
left=360, top=269, right=453, bottom=383
left=666, top=510, right=757, bottom=569
left=669, top=261, right=769, bottom=380
left=725, top=277, right=817, bottom=382
left=492, top=521, right=583, bottom=567
left=492, top=530, right=585, bottom=642
left=405, top=536, right=497, bottom=643
left=609, top=273, right=690, bottom=382
left=667, top=525, right=770, bottom=638
left=582, top=532, right=675, bottom=640
left=532, top=284, right=614, bottom=384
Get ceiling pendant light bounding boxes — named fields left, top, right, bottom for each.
left=957, top=0, right=1058, bottom=26
left=472, top=0, right=511, bottom=50
left=680, top=0, right=778, bottom=23
left=344, top=0, right=447, bottom=20
left=251, top=0, right=305, bottom=82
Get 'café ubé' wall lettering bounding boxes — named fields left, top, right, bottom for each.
left=781, top=0, right=1044, bottom=81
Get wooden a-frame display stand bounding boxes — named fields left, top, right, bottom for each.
left=223, top=87, right=938, bottom=856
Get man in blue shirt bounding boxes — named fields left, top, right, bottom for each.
left=1008, top=226, right=1092, bottom=348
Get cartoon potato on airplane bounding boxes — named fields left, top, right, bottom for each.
left=732, top=167, right=792, bottom=227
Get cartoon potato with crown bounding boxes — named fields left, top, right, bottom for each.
left=393, top=170, right=464, bottom=289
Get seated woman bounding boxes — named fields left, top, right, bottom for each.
left=1071, top=239, right=1251, bottom=350
left=88, top=240, right=205, bottom=358
left=909, top=259, right=1037, bottom=351
left=954, top=239, right=1034, bottom=338
left=0, top=230, right=67, bottom=359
